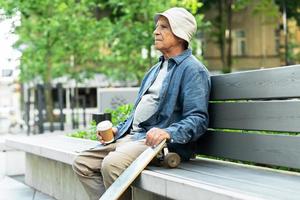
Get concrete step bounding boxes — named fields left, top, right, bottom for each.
left=0, top=176, right=55, bottom=200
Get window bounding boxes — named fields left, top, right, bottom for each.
left=232, top=30, right=246, bottom=56
left=1, top=69, right=13, bottom=77
left=52, top=87, right=97, bottom=109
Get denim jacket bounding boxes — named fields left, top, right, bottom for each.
left=115, top=49, right=211, bottom=160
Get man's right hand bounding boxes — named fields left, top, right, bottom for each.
left=97, top=127, right=118, bottom=144
left=145, top=127, right=170, bottom=147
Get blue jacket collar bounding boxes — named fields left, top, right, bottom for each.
left=159, top=48, right=192, bottom=65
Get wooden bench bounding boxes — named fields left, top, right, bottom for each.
left=132, top=65, right=300, bottom=200
left=6, top=65, right=300, bottom=200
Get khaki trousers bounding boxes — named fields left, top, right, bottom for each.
left=72, top=135, right=148, bottom=200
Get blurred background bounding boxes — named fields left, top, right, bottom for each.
left=0, top=0, right=299, bottom=136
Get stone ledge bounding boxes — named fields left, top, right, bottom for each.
left=5, top=132, right=98, bottom=165
left=26, top=153, right=89, bottom=200
left=4, top=131, right=95, bottom=200
left=0, top=136, right=14, bottom=152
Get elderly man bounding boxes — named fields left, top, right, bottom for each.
left=73, top=7, right=211, bottom=200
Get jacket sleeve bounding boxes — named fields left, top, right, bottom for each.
left=164, top=66, right=211, bottom=144
left=115, top=117, right=130, bottom=132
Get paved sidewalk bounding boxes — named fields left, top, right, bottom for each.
left=0, top=134, right=56, bottom=200
left=0, top=176, right=55, bottom=200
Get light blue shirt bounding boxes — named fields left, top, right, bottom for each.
left=132, top=60, right=169, bottom=133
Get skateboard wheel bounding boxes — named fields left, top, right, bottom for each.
left=163, top=153, right=181, bottom=168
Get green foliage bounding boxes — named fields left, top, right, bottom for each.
left=275, top=0, right=300, bottom=26
left=0, top=0, right=113, bottom=122
left=197, top=154, right=300, bottom=173
left=69, top=120, right=97, bottom=141
left=69, top=104, right=133, bottom=140
left=252, top=0, right=280, bottom=24
left=105, top=104, right=133, bottom=126
left=211, top=128, right=300, bottom=136
left=0, top=0, right=205, bottom=84
left=287, top=39, right=300, bottom=64
left=99, top=0, right=205, bottom=83
left=0, top=0, right=107, bottom=83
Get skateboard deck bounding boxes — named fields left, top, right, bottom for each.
left=99, top=140, right=166, bottom=200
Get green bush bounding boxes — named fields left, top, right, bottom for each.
left=69, top=120, right=97, bottom=141
left=69, top=104, right=133, bottom=141
left=105, top=104, right=133, bottom=126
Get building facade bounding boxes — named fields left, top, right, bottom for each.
left=202, top=3, right=282, bottom=72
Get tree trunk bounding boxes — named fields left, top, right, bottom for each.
left=218, top=0, right=227, bottom=72
left=44, top=50, right=54, bottom=132
left=282, top=0, right=289, bottom=65
left=225, top=0, right=233, bottom=73
left=75, top=85, right=79, bottom=129
left=44, top=85, right=54, bottom=131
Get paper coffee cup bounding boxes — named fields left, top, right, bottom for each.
left=96, top=120, right=114, bottom=144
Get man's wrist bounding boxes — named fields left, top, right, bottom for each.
left=112, top=127, right=118, bottom=135
left=163, top=129, right=171, bottom=142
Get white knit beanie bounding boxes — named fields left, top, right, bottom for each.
left=154, top=7, right=197, bottom=44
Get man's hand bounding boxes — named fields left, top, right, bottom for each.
left=97, top=127, right=118, bottom=144
left=145, top=127, right=170, bottom=147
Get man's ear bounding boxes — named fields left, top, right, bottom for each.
left=179, top=38, right=188, bottom=50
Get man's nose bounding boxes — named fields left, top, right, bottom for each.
left=153, top=27, right=159, bottom=35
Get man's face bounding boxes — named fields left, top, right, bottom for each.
left=154, top=16, right=181, bottom=52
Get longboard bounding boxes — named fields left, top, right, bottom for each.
left=99, top=140, right=166, bottom=200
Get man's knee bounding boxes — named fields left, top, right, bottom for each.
left=101, top=154, right=122, bottom=177
left=101, top=153, right=130, bottom=186
left=72, top=155, right=92, bottom=177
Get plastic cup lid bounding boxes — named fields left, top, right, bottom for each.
left=97, top=120, right=112, bottom=131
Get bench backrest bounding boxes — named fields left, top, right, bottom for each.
left=197, top=65, right=300, bottom=169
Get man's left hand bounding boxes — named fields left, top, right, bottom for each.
left=145, top=128, right=170, bottom=147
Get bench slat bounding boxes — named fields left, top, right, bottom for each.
left=196, top=131, right=300, bottom=169
left=134, top=158, right=300, bottom=200
left=210, top=65, right=300, bottom=100
left=181, top=160, right=300, bottom=191
left=209, top=101, right=300, bottom=132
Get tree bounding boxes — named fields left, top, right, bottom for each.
left=201, top=0, right=279, bottom=73
left=275, top=0, right=300, bottom=26
left=1, top=0, right=205, bottom=82
left=201, top=0, right=240, bottom=73
left=274, top=0, right=300, bottom=65
left=0, top=0, right=106, bottom=129
left=98, top=0, right=205, bottom=83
